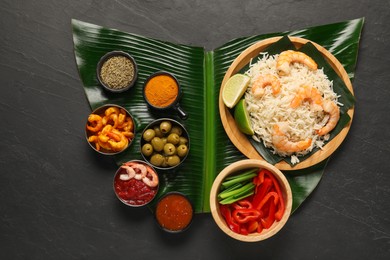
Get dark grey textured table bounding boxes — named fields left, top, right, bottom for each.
left=1, top=0, right=389, bottom=259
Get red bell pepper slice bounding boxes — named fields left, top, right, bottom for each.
left=232, top=199, right=253, bottom=210
left=247, top=220, right=258, bottom=233
left=261, top=199, right=276, bottom=229
left=240, top=227, right=249, bottom=235
left=232, top=208, right=261, bottom=224
left=263, top=170, right=285, bottom=221
left=257, top=221, right=263, bottom=233
left=252, top=177, right=272, bottom=209
left=255, top=191, right=279, bottom=212
left=252, top=169, right=267, bottom=186
left=252, top=175, right=261, bottom=186
left=259, top=197, right=271, bottom=217
left=220, top=205, right=240, bottom=233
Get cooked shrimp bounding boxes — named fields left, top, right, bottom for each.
left=131, top=163, right=147, bottom=180
left=105, top=106, right=120, bottom=117
left=123, top=118, right=134, bottom=132
left=98, top=138, right=112, bottom=151
left=120, top=165, right=136, bottom=180
left=276, top=50, right=317, bottom=76
left=123, top=161, right=136, bottom=167
left=290, top=85, right=323, bottom=110
left=98, top=125, right=113, bottom=143
left=251, top=74, right=281, bottom=98
left=88, top=135, right=98, bottom=143
left=106, top=131, right=122, bottom=142
left=102, top=113, right=119, bottom=128
left=317, top=100, right=340, bottom=136
left=122, top=130, right=134, bottom=139
left=88, top=135, right=100, bottom=150
left=86, top=114, right=103, bottom=132
left=120, top=118, right=134, bottom=140
left=108, top=129, right=128, bottom=152
left=142, top=166, right=159, bottom=187
left=117, top=113, right=126, bottom=126
left=272, top=124, right=312, bottom=153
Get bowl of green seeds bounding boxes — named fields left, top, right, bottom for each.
left=96, top=51, right=138, bottom=93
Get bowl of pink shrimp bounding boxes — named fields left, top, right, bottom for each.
left=85, top=104, right=135, bottom=155
left=113, top=160, right=159, bottom=207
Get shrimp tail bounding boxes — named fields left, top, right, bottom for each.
left=251, top=74, right=281, bottom=98
left=272, top=124, right=312, bottom=153
left=317, top=100, right=340, bottom=136
left=277, top=50, right=317, bottom=76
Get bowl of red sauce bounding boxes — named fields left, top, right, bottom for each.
left=113, top=160, right=159, bottom=207
left=154, top=192, right=194, bottom=233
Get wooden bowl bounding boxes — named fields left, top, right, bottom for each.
left=209, top=159, right=292, bottom=242
left=219, top=36, right=355, bottom=171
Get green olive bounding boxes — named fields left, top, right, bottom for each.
left=161, top=156, right=169, bottom=167
left=161, top=137, right=167, bottom=145
left=167, top=155, right=181, bottom=167
left=177, top=144, right=188, bottom=157
left=179, top=137, right=188, bottom=145
left=143, top=129, right=156, bottom=142
left=141, top=143, right=154, bottom=157
left=153, top=126, right=163, bottom=137
left=150, top=153, right=165, bottom=166
left=151, top=137, right=164, bottom=152
left=163, top=143, right=176, bottom=156
left=167, top=133, right=180, bottom=145
left=160, top=121, right=172, bottom=134
left=170, top=126, right=183, bottom=136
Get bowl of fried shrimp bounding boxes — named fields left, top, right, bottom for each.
left=219, top=36, right=355, bottom=171
left=85, top=104, right=135, bottom=155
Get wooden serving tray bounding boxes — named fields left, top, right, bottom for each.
left=218, top=37, right=355, bottom=171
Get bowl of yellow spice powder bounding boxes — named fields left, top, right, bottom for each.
left=143, top=71, right=188, bottom=120
left=97, top=51, right=138, bottom=93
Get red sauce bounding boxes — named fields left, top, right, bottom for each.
left=114, top=169, right=158, bottom=206
left=155, top=193, right=193, bottom=231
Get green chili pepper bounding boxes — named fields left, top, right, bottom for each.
left=221, top=170, right=257, bottom=189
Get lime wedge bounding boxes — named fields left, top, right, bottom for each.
left=234, top=99, right=254, bottom=135
left=222, top=74, right=251, bottom=108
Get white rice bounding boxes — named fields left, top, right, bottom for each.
left=244, top=53, right=340, bottom=164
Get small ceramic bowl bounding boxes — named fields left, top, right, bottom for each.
left=140, top=118, right=190, bottom=171
left=154, top=192, right=194, bottom=233
left=209, top=159, right=292, bottom=242
left=96, top=51, right=138, bottom=93
left=85, top=104, right=135, bottom=155
left=143, top=71, right=188, bottom=120
left=113, top=160, right=159, bottom=207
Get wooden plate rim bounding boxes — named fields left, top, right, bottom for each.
left=218, top=36, right=354, bottom=171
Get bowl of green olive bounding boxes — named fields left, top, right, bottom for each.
left=140, top=118, right=190, bottom=171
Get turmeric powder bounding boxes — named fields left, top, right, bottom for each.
left=144, top=74, right=179, bottom=108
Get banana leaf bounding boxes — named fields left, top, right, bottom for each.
left=72, top=18, right=364, bottom=214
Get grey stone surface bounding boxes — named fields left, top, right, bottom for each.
left=1, top=0, right=389, bottom=259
